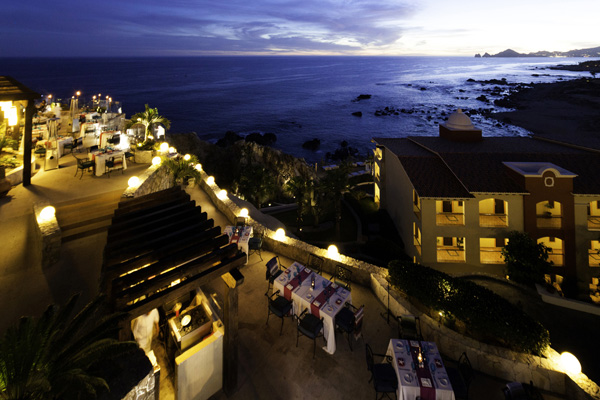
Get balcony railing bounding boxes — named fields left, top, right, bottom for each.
left=588, top=216, right=600, bottom=231
left=547, top=252, right=564, bottom=266
left=436, top=213, right=464, bottom=226
left=480, top=247, right=505, bottom=264
left=536, top=214, right=562, bottom=229
left=436, top=247, right=465, bottom=263
left=414, top=205, right=421, bottom=220
left=589, top=250, right=600, bottom=267
left=479, top=213, right=508, bottom=227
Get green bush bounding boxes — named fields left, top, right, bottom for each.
left=388, top=259, right=550, bottom=355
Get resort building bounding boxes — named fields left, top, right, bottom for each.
left=373, top=109, right=600, bottom=296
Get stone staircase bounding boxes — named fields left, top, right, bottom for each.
left=55, top=190, right=123, bottom=242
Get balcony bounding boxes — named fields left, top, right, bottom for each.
left=589, top=250, right=600, bottom=267
left=547, top=252, right=564, bottom=266
left=436, top=213, right=464, bottom=226
left=536, top=214, right=561, bottom=229
left=479, top=213, right=508, bottom=227
left=436, top=247, right=465, bottom=263
left=588, top=216, right=600, bottom=231
left=414, top=204, right=421, bottom=220
left=414, top=237, right=422, bottom=256
left=480, top=247, right=505, bottom=264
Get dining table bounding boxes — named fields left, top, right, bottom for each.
left=224, top=225, right=253, bottom=264
left=273, top=261, right=352, bottom=354
left=56, top=136, right=73, bottom=158
left=387, top=339, right=455, bottom=400
left=91, top=149, right=127, bottom=176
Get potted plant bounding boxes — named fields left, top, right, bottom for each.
left=163, top=154, right=202, bottom=188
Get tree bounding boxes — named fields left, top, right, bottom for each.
left=0, top=294, right=139, bottom=400
left=319, top=163, right=351, bottom=239
left=237, top=164, right=277, bottom=209
left=129, top=104, right=171, bottom=143
left=501, top=231, right=552, bottom=286
left=284, top=174, right=312, bottom=233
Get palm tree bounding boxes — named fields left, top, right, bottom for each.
left=320, top=163, right=351, bottom=239
left=237, top=164, right=277, bottom=209
left=129, top=104, right=171, bottom=143
left=0, top=294, right=139, bottom=400
left=285, top=175, right=312, bottom=233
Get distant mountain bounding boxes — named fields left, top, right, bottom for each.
left=474, top=46, right=600, bottom=58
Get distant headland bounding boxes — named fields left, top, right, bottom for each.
left=475, top=46, right=600, bottom=58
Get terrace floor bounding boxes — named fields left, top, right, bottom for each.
left=0, top=156, right=573, bottom=399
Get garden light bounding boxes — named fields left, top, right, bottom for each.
left=195, top=164, right=202, bottom=172
left=217, top=189, right=228, bottom=200
left=128, top=176, right=140, bottom=188
left=239, top=208, right=249, bottom=217
left=184, top=154, right=191, bottom=161
left=152, top=156, right=161, bottom=166
left=274, top=228, right=286, bottom=241
left=327, top=244, right=340, bottom=260
left=560, top=352, right=581, bottom=375
left=38, top=206, right=56, bottom=223
left=207, top=176, right=215, bottom=185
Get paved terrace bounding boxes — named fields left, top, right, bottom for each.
left=0, top=154, right=567, bottom=400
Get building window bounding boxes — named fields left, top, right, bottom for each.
left=480, top=238, right=507, bottom=264
left=413, top=223, right=422, bottom=256
left=536, top=200, right=562, bottom=229
left=538, top=236, right=563, bottom=266
left=436, top=236, right=466, bottom=263
left=436, top=200, right=465, bottom=226
left=587, top=201, right=600, bottom=231
left=589, top=240, right=600, bottom=267
left=479, top=198, right=508, bottom=227
left=413, top=190, right=421, bottom=220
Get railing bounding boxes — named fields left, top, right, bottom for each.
left=588, top=216, right=600, bottom=231
left=414, top=237, right=422, bottom=256
left=479, top=247, right=505, bottom=264
left=436, top=247, right=465, bottom=263
left=588, top=250, right=600, bottom=267
left=413, top=204, right=421, bottom=220
left=536, top=214, right=561, bottom=229
left=479, top=213, right=508, bottom=227
left=436, top=213, right=464, bottom=226
left=547, top=252, right=564, bottom=266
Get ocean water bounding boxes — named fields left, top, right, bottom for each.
left=1, top=56, right=591, bottom=162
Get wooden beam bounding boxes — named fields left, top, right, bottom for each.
left=109, top=200, right=196, bottom=233
left=112, top=193, right=190, bottom=219
left=223, top=275, right=239, bottom=395
left=22, top=102, right=34, bottom=186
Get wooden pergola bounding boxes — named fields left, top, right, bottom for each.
left=0, top=76, right=40, bottom=186
left=101, top=186, right=245, bottom=394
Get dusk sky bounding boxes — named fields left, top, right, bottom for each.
left=2, top=0, right=597, bottom=57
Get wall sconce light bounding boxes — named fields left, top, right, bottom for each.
left=128, top=176, right=140, bottom=188
left=274, top=228, right=286, bottom=241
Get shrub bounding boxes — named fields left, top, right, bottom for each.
left=388, top=259, right=550, bottom=355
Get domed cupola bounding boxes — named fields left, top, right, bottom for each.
left=439, top=109, right=482, bottom=142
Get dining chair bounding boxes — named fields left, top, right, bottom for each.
left=333, top=264, right=352, bottom=291
left=447, top=352, right=473, bottom=400
left=306, top=253, right=324, bottom=275
left=63, top=141, right=74, bottom=155
left=396, top=314, right=423, bottom=341
left=248, top=235, right=263, bottom=261
left=125, top=150, right=135, bottom=163
left=265, top=256, right=284, bottom=294
left=296, top=308, right=324, bottom=358
left=335, top=303, right=364, bottom=351
left=265, top=290, right=293, bottom=335
left=105, top=156, right=124, bottom=177
left=365, top=343, right=398, bottom=400
left=73, top=152, right=94, bottom=179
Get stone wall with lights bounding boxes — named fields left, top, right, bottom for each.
left=122, top=164, right=173, bottom=199
left=33, top=203, right=61, bottom=268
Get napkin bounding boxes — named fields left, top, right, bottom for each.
left=421, top=378, right=432, bottom=388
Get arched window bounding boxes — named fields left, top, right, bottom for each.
left=537, top=236, right=563, bottom=266
left=536, top=200, right=562, bottom=229
left=479, top=198, right=508, bottom=227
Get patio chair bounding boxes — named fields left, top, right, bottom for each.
left=296, top=308, right=324, bottom=358
left=265, top=290, right=293, bottom=335
left=105, top=156, right=124, bottom=177
left=447, top=352, right=473, bottom=400
left=365, top=343, right=398, bottom=400
left=335, top=303, right=364, bottom=351
left=333, top=264, right=352, bottom=291
left=124, top=151, right=135, bottom=163
left=73, top=153, right=94, bottom=179
left=265, top=256, right=284, bottom=294
left=306, top=253, right=324, bottom=275
left=396, top=314, right=423, bottom=341
left=248, top=234, right=263, bottom=261
left=63, top=142, right=74, bottom=155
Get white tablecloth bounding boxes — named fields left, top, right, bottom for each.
left=273, top=262, right=352, bottom=354
left=224, top=226, right=253, bottom=264
left=92, top=150, right=127, bottom=176
left=387, top=339, right=455, bottom=400
left=56, top=137, right=73, bottom=158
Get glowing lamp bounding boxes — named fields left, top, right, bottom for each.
left=239, top=208, right=249, bottom=218
left=7, top=106, right=17, bottom=126
left=128, top=176, right=140, bottom=188
left=169, top=147, right=176, bottom=154
left=194, top=164, right=202, bottom=172
left=148, top=135, right=154, bottom=140
left=48, top=94, right=52, bottom=99
left=217, top=189, right=228, bottom=200
left=560, top=352, right=581, bottom=375
left=184, top=154, right=191, bottom=161
left=76, top=91, right=81, bottom=96
left=38, top=206, right=56, bottom=222
left=274, top=228, right=286, bottom=241
left=327, top=244, right=340, bottom=259
left=152, top=156, right=161, bottom=166
left=207, top=176, right=215, bottom=185
left=159, top=142, right=169, bottom=152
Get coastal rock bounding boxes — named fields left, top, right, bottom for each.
left=216, top=131, right=243, bottom=147
left=352, top=111, right=363, bottom=117
left=353, top=94, right=372, bottom=102
left=302, top=138, right=321, bottom=151
left=245, top=132, right=277, bottom=146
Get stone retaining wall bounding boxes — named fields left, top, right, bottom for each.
left=122, top=164, right=173, bottom=199
left=33, top=202, right=61, bottom=269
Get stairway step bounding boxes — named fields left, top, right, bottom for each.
left=60, top=214, right=114, bottom=232
left=62, top=219, right=112, bottom=243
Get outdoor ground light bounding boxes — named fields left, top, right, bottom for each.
left=560, top=352, right=581, bottom=375
left=152, top=156, right=161, bottom=166
left=217, top=189, right=228, bottom=200
left=274, top=228, right=286, bottom=241
left=207, top=176, right=215, bottom=185
left=195, top=164, right=202, bottom=172
left=128, top=176, right=140, bottom=188
left=184, top=154, right=191, bottom=161
left=160, top=142, right=169, bottom=152
left=239, top=208, right=249, bottom=218
left=38, top=206, right=56, bottom=223
left=327, top=244, right=339, bottom=259
left=169, top=147, right=176, bottom=154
